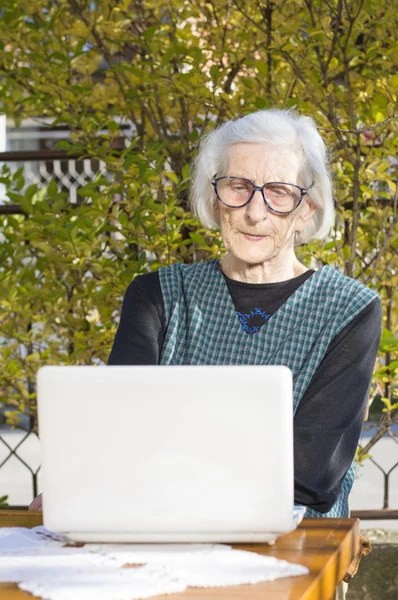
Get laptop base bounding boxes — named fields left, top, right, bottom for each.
left=64, top=531, right=280, bottom=544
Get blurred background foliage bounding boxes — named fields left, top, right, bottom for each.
left=0, top=0, right=397, bottom=445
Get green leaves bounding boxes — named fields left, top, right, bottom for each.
left=0, top=0, right=397, bottom=436
left=380, top=329, right=398, bottom=353
left=189, top=232, right=206, bottom=246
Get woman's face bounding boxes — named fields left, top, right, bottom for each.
left=214, top=143, right=315, bottom=266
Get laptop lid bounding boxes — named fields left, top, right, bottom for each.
left=37, top=365, right=294, bottom=542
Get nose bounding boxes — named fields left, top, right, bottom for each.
left=245, top=188, right=268, bottom=223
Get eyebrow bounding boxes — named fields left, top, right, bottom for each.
left=227, top=174, right=287, bottom=183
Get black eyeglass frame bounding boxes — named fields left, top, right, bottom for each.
left=211, top=176, right=315, bottom=215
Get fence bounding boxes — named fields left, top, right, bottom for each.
left=1, top=423, right=398, bottom=517
left=0, top=150, right=106, bottom=213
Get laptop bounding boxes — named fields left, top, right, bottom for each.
left=37, top=365, right=295, bottom=543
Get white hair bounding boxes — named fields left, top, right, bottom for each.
left=190, top=109, right=334, bottom=245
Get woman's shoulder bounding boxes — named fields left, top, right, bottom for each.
left=159, top=259, right=218, bottom=274
left=126, top=271, right=160, bottom=291
left=126, top=261, right=217, bottom=301
left=124, top=271, right=163, bottom=307
left=158, top=259, right=219, bottom=284
left=317, top=265, right=378, bottom=299
left=311, top=265, right=380, bottom=324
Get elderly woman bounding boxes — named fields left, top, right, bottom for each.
left=108, top=109, right=381, bottom=519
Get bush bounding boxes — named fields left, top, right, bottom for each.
left=0, top=0, right=396, bottom=435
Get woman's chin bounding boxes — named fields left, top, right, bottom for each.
left=230, top=245, right=275, bottom=266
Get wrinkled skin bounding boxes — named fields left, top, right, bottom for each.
left=215, top=143, right=316, bottom=284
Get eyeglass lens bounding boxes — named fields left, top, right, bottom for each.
left=216, top=178, right=301, bottom=212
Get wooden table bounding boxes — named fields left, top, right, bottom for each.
left=0, top=511, right=359, bottom=600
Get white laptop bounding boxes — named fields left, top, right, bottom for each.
left=37, top=365, right=296, bottom=543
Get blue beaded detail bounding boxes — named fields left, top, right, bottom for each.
left=236, top=308, right=271, bottom=334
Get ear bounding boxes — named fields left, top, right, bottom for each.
left=294, top=198, right=317, bottom=233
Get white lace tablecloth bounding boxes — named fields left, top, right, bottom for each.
left=0, top=522, right=308, bottom=600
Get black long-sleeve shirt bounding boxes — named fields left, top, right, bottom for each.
left=108, top=269, right=382, bottom=513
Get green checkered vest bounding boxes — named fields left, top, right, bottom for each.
left=158, top=259, right=377, bottom=518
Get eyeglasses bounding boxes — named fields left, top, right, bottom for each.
left=211, top=176, right=315, bottom=215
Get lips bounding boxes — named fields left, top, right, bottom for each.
left=242, top=232, right=267, bottom=241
